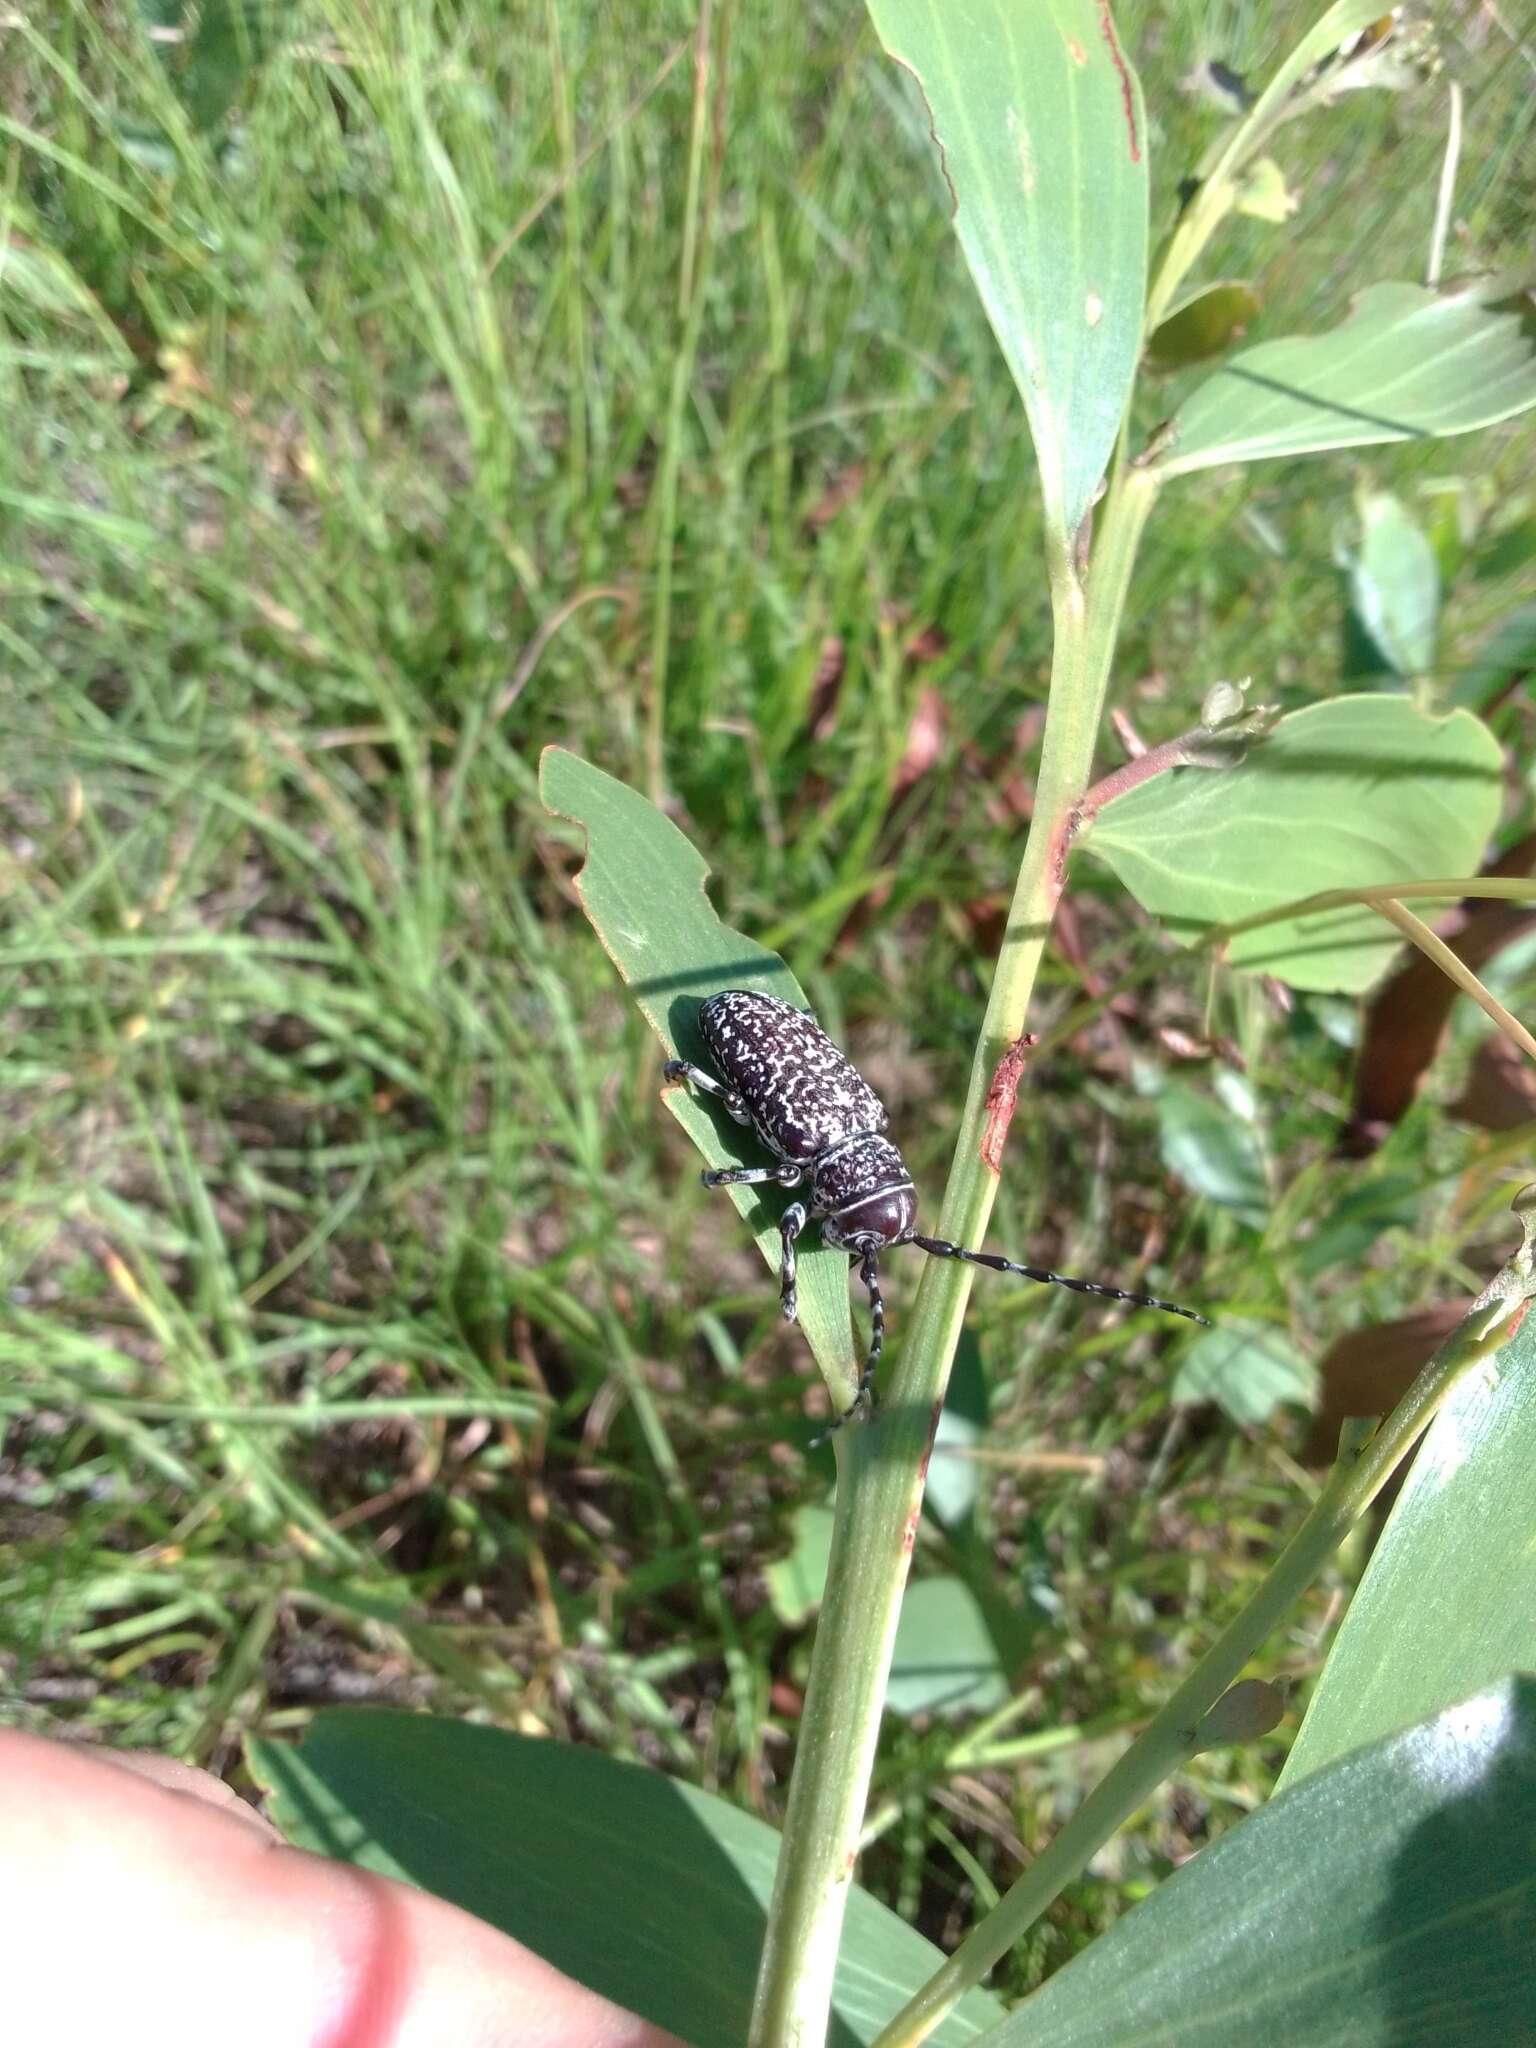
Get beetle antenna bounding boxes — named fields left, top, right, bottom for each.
left=908, top=1233, right=1207, bottom=1325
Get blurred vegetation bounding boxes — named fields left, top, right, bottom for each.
left=2, top=0, right=1533, bottom=1995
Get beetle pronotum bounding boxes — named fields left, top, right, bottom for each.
left=665, top=989, right=1207, bottom=1431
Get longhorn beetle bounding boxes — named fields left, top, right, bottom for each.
left=665, top=989, right=1207, bottom=1432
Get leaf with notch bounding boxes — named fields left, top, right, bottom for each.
left=539, top=748, right=854, bottom=1396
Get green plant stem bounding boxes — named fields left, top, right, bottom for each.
left=746, top=469, right=1155, bottom=2048
left=1205, top=880, right=1536, bottom=1066
left=872, top=1279, right=1534, bottom=2048
left=1370, top=897, right=1536, bottom=1065
left=859, top=1715, right=1132, bottom=1851
left=1143, top=0, right=1386, bottom=333
left=1214, top=877, right=1536, bottom=930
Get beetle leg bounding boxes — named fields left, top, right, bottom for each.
left=810, top=1246, right=883, bottom=1444
left=701, top=1161, right=804, bottom=1189
left=778, top=1202, right=808, bottom=1322
left=856, top=1247, right=884, bottom=1408
left=663, top=1057, right=751, bottom=1125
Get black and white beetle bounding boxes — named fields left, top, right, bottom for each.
left=665, top=989, right=1207, bottom=1431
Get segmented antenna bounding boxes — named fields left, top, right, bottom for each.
left=908, top=1234, right=1208, bottom=1325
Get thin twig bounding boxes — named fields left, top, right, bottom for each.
left=1047, top=697, right=1274, bottom=892
left=1372, top=896, right=1536, bottom=1067
left=493, top=585, right=632, bottom=724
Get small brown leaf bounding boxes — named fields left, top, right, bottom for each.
left=808, top=636, right=845, bottom=739
left=963, top=894, right=1008, bottom=953
left=904, top=622, right=949, bottom=664
left=804, top=463, right=865, bottom=533
left=1342, top=832, right=1536, bottom=1156
left=1451, top=1033, right=1536, bottom=1132
left=1301, top=1302, right=1475, bottom=1467
left=892, top=685, right=947, bottom=796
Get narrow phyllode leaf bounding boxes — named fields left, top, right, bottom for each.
left=1144, top=4, right=1425, bottom=335
left=539, top=747, right=854, bottom=1392
left=866, top=0, right=1148, bottom=545
left=1150, top=280, right=1536, bottom=478
left=1085, top=696, right=1504, bottom=993
left=989, top=1679, right=1536, bottom=2046
left=247, top=1712, right=1004, bottom=2048
left=1282, top=1307, right=1536, bottom=1788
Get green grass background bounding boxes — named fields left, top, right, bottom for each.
left=3, top=0, right=1534, bottom=1991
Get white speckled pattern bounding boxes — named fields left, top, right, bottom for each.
left=700, top=990, right=888, bottom=1162
left=678, top=988, right=1205, bottom=1428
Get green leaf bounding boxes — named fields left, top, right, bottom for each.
left=0, top=243, right=104, bottom=323
left=247, top=1712, right=1004, bottom=2048
left=1471, top=517, right=1536, bottom=583
left=138, top=0, right=299, bottom=133
left=1086, top=696, right=1505, bottom=993
left=1349, top=489, right=1440, bottom=680
left=887, top=1576, right=1011, bottom=1718
left=924, top=1329, right=988, bottom=1534
left=1154, top=1078, right=1268, bottom=1225
left=1281, top=1306, right=1536, bottom=1788
left=1151, top=281, right=1536, bottom=479
left=1173, top=1318, right=1317, bottom=1426
left=766, top=1503, right=837, bottom=1627
left=1233, top=156, right=1296, bottom=222
left=1449, top=597, right=1536, bottom=712
left=865, top=0, right=1148, bottom=545
left=1296, top=1172, right=1421, bottom=1277
left=1146, top=280, right=1261, bottom=372
left=540, top=748, right=854, bottom=1396
left=988, top=1678, right=1536, bottom=2046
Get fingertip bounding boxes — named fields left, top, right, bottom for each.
left=0, top=1729, right=682, bottom=2048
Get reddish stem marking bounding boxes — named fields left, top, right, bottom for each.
left=1095, top=0, right=1141, bottom=163
left=981, top=1031, right=1040, bottom=1173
